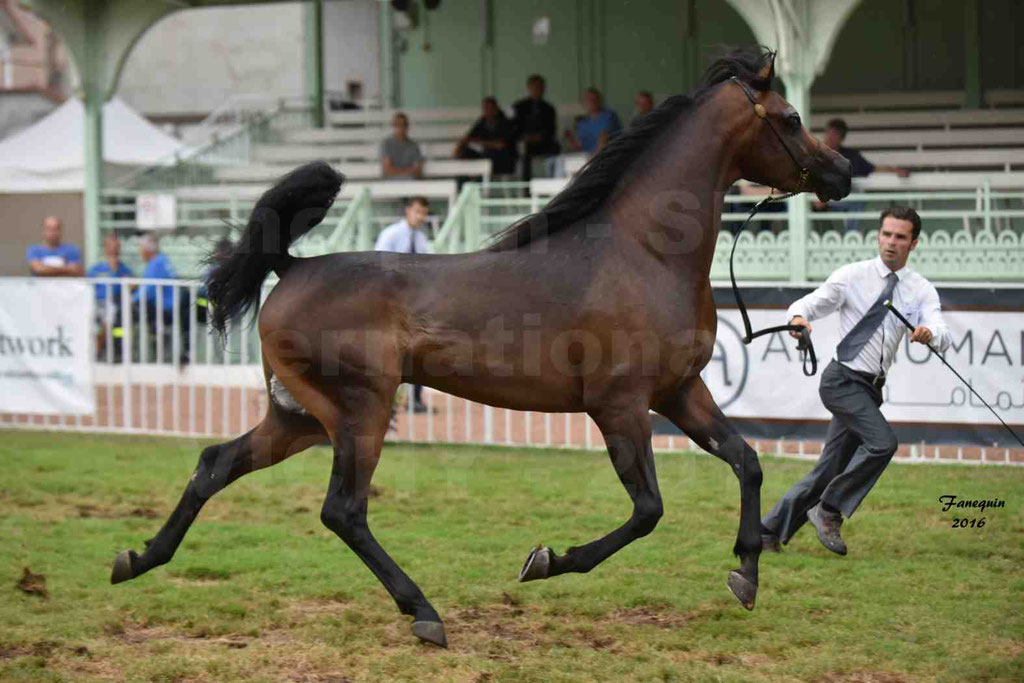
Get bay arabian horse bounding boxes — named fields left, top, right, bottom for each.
left=111, top=48, right=851, bottom=647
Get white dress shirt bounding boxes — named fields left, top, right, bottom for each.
left=373, top=219, right=432, bottom=254
left=787, top=256, right=951, bottom=376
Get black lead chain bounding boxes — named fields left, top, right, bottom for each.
left=728, top=195, right=818, bottom=377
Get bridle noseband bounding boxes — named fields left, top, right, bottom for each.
left=727, top=76, right=817, bottom=376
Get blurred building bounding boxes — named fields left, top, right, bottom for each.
left=0, top=0, right=69, bottom=138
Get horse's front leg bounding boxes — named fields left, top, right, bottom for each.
left=655, top=377, right=763, bottom=609
left=519, top=403, right=664, bottom=581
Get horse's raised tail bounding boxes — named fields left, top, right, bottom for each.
left=205, top=161, right=344, bottom=334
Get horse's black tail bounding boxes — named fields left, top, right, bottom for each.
left=205, top=161, right=344, bottom=334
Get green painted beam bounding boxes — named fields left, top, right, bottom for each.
left=964, top=0, right=980, bottom=108
left=305, top=0, right=324, bottom=128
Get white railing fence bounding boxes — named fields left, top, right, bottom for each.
left=1, top=278, right=1019, bottom=466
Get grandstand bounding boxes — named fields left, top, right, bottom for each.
left=101, top=88, right=1024, bottom=282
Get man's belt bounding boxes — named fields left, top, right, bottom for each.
left=845, top=365, right=886, bottom=389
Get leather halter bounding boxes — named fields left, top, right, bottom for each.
left=726, top=76, right=817, bottom=376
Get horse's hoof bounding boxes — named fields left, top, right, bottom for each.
left=727, top=569, right=757, bottom=610
left=412, top=620, right=448, bottom=648
left=519, top=545, right=552, bottom=582
left=110, top=550, right=138, bottom=585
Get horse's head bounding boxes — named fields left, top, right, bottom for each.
left=726, top=54, right=851, bottom=203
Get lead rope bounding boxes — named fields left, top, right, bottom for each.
left=728, top=194, right=818, bottom=376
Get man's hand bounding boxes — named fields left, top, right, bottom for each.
left=789, top=315, right=811, bottom=339
left=910, top=325, right=933, bottom=344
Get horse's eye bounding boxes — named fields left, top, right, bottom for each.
left=788, top=114, right=802, bottom=131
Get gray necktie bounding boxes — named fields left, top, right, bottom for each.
left=836, top=271, right=898, bottom=363
left=409, top=231, right=417, bottom=255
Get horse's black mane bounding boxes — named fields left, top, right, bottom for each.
left=487, top=46, right=775, bottom=252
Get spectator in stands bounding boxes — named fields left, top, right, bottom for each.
left=634, top=91, right=655, bottom=119
left=454, top=96, right=518, bottom=176
left=375, top=196, right=431, bottom=413
left=133, top=232, right=177, bottom=318
left=817, top=118, right=910, bottom=231
left=26, top=216, right=84, bottom=277
left=512, top=74, right=560, bottom=181
left=822, top=118, right=910, bottom=178
left=380, top=112, right=424, bottom=179
left=88, top=234, right=133, bottom=359
left=564, top=87, right=622, bottom=155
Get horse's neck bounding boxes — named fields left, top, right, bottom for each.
left=614, top=112, right=737, bottom=276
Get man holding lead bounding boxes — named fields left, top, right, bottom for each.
left=761, top=206, right=951, bottom=555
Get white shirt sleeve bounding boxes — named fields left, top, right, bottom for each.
left=787, top=265, right=849, bottom=323
left=374, top=225, right=398, bottom=252
left=416, top=230, right=433, bottom=254
left=919, top=282, right=951, bottom=353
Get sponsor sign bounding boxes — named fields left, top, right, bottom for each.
left=705, top=308, right=1024, bottom=428
left=0, top=279, right=94, bottom=414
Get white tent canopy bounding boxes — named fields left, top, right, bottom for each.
left=0, top=97, right=184, bottom=193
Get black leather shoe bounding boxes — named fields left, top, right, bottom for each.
left=761, top=533, right=782, bottom=553
left=807, top=504, right=847, bottom=556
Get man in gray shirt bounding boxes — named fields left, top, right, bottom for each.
left=380, top=112, right=424, bottom=179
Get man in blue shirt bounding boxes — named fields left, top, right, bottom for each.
left=88, top=234, right=133, bottom=360
left=133, top=232, right=177, bottom=313
left=88, top=234, right=134, bottom=305
left=129, top=233, right=185, bottom=363
left=565, top=87, right=622, bottom=155
left=25, top=216, right=84, bottom=277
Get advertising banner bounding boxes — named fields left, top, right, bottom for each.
left=0, top=278, right=94, bottom=414
left=706, top=308, right=1024, bottom=430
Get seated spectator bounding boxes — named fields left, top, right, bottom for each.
left=88, top=234, right=133, bottom=303
left=564, top=87, right=622, bottom=155
left=380, top=112, right=424, bottom=179
left=512, top=74, right=560, bottom=181
left=88, top=234, right=133, bottom=359
left=817, top=118, right=910, bottom=231
left=822, top=118, right=910, bottom=179
left=129, top=233, right=186, bottom=363
left=454, top=96, right=518, bottom=176
left=26, top=216, right=84, bottom=277
left=133, top=232, right=177, bottom=316
left=634, top=90, right=655, bottom=119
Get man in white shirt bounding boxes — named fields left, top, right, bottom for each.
left=374, top=195, right=431, bottom=255
left=374, top=196, right=432, bottom=412
left=761, top=207, right=951, bottom=556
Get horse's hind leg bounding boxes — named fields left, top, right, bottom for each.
left=519, top=404, right=664, bottom=582
left=655, top=377, right=763, bottom=610
left=316, top=386, right=446, bottom=648
left=110, top=407, right=324, bottom=583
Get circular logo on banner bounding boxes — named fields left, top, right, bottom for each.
left=700, top=317, right=749, bottom=410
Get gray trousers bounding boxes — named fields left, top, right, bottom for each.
left=762, top=360, right=899, bottom=544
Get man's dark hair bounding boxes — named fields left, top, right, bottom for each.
left=406, top=196, right=430, bottom=209
left=586, top=86, right=601, bottom=97
left=638, top=90, right=653, bottom=99
left=826, top=117, right=849, bottom=139
left=880, top=206, right=921, bottom=240
left=527, top=74, right=544, bottom=85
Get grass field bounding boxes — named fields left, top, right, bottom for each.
left=1, top=430, right=1022, bottom=682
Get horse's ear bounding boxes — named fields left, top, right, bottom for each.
left=757, top=51, right=776, bottom=88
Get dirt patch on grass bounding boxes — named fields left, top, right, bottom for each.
left=287, top=594, right=352, bottom=618
left=818, top=671, right=910, bottom=683
left=607, top=605, right=706, bottom=629
left=167, top=566, right=232, bottom=584
left=74, top=503, right=161, bottom=519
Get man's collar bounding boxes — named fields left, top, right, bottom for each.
left=874, top=255, right=909, bottom=281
